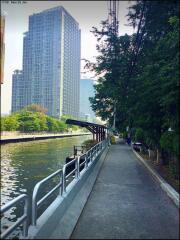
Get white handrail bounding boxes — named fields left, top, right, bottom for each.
left=2, top=138, right=109, bottom=237
left=0, top=194, right=29, bottom=239
left=32, top=169, right=62, bottom=226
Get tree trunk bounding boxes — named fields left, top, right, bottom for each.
left=156, top=149, right=159, bottom=164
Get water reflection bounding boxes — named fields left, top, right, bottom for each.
left=1, top=135, right=91, bottom=236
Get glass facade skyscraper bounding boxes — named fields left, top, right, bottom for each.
left=12, top=6, right=80, bottom=118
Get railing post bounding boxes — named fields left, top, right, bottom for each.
left=59, top=171, right=62, bottom=195
left=32, top=188, right=38, bottom=226
left=77, top=156, right=80, bottom=178
left=90, top=149, right=93, bottom=162
left=61, top=165, right=66, bottom=195
left=74, top=146, right=75, bottom=158
left=75, top=157, right=78, bottom=179
left=108, top=138, right=111, bottom=146
left=23, top=197, right=29, bottom=237
left=85, top=154, right=88, bottom=169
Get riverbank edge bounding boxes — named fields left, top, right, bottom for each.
left=0, top=132, right=92, bottom=144
left=132, top=148, right=179, bottom=208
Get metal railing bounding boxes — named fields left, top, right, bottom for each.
left=61, top=158, right=78, bottom=194
left=32, top=169, right=62, bottom=226
left=0, top=194, right=29, bottom=239
left=32, top=139, right=108, bottom=226
left=73, top=145, right=86, bottom=157
left=1, top=138, right=109, bottom=237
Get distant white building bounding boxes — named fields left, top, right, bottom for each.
left=80, top=79, right=95, bottom=122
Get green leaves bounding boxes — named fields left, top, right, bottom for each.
left=88, top=0, right=179, bottom=160
left=89, top=24, right=134, bottom=127
left=0, top=107, right=70, bottom=133
left=160, top=131, right=179, bottom=156
left=134, top=128, right=145, bottom=143
left=1, top=115, right=19, bottom=131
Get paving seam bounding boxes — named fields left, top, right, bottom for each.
left=70, top=145, right=111, bottom=239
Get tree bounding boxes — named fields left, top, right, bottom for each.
left=57, top=121, right=67, bottom=132
left=46, top=116, right=58, bottom=132
left=17, top=111, right=41, bottom=132
left=134, top=128, right=145, bottom=143
left=23, top=104, right=48, bottom=114
left=37, top=112, right=48, bottom=131
left=88, top=0, right=179, bottom=175
left=1, top=115, right=19, bottom=131
left=126, top=0, right=179, bottom=150
left=88, top=20, right=135, bottom=130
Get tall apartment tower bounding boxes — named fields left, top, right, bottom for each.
left=12, top=6, right=81, bottom=118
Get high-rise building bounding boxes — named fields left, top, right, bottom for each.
left=12, top=6, right=81, bottom=118
left=11, top=70, right=24, bottom=112
left=1, top=15, right=5, bottom=84
left=80, top=78, right=95, bottom=121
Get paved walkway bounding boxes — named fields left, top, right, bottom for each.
left=71, top=141, right=179, bottom=239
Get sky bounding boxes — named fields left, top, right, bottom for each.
left=1, top=0, right=134, bottom=115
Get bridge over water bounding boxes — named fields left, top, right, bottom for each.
left=1, top=139, right=179, bottom=239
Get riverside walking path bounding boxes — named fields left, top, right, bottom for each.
left=71, top=140, right=179, bottom=239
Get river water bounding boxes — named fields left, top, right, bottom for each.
left=1, top=135, right=91, bottom=237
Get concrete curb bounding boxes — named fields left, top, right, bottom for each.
left=132, top=148, right=179, bottom=208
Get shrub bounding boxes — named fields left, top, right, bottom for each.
left=160, top=131, right=179, bottom=156
left=135, top=128, right=144, bottom=143
left=1, top=115, right=19, bottom=131
left=110, top=135, right=116, bottom=144
left=57, top=121, right=68, bottom=132
left=82, top=139, right=98, bottom=151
